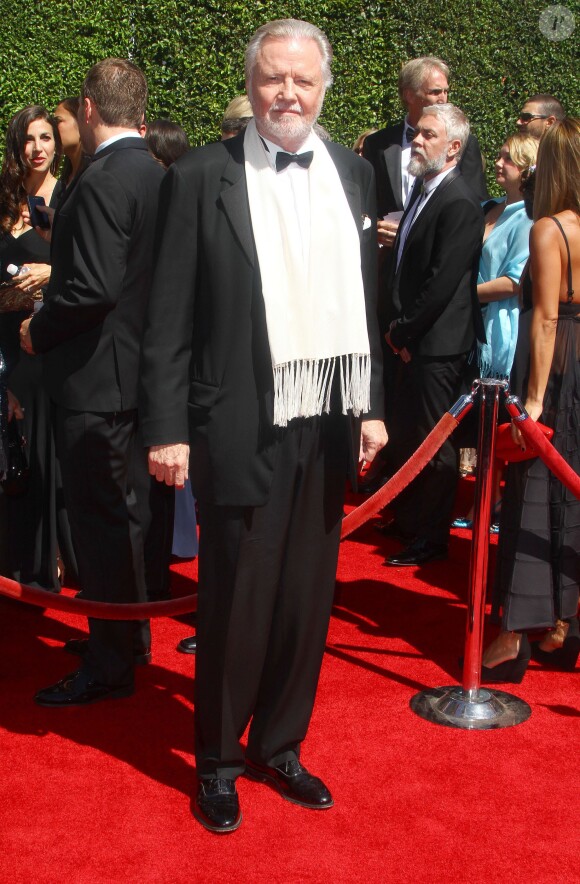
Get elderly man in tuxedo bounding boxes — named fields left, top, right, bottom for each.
left=141, top=19, right=386, bottom=833
left=20, top=59, right=170, bottom=704
left=382, top=104, right=484, bottom=566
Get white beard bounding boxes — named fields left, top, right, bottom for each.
left=252, top=92, right=324, bottom=149
left=408, top=145, right=448, bottom=178
left=259, top=111, right=313, bottom=145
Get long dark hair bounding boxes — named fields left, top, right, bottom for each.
left=145, top=119, right=189, bottom=168
left=0, top=105, right=62, bottom=234
left=56, top=96, right=82, bottom=184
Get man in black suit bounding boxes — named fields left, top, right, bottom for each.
left=361, top=58, right=486, bottom=490
left=381, top=103, right=484, bottom=566
left=363, top=56, right=487, bottom=253
left=140, top=19, right=387, bottom=833
left=20, top=59, right=168, bottom=704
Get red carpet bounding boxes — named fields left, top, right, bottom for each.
left=1, top=480, right=578, bottom=883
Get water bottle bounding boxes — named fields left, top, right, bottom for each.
left=6, top=263, right=31, bottom=277
left=6, top=263, right=43, bottom=311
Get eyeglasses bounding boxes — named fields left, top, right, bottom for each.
left=518, top=113, right=549, bottom=123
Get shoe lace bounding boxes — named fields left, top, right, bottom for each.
left=277, top=759, right=303, bottom=777
left=208, top=778, right=235, bottom=795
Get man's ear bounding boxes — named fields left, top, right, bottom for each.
left=448, top=138, right=461, bottom=160
left=82, top=97, right=92, bottom=124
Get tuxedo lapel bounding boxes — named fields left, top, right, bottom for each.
left=335, top=174, right=362, bottom=233
left=218, top=139, right=255, bottom=266
left=383, top=124, right=404, bottom=212
left=397, top=166, right=461, bottom=268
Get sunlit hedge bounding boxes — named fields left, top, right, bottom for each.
left=1, top=0, right=577, bottom=191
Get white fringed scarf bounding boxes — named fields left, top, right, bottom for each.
left=244, top=119, right=371, bottom=427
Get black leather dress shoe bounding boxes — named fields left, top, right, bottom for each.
left=193, top=778, right=241, bottom=833
left=245, top=758, right=333, bottom=809
left=176, top=635, right=197, bottom=654
left=63, top=638, right=151, bottom=666
left=384, top=539, right=448, bottom=566
left=34, top=669, right=134, bottom=707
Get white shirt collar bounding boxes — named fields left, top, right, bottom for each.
left=423, top=164, right=456, bottom=194
left=95, top=131, right=142, bottom=154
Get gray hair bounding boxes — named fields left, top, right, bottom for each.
left=420, top=104, right=470, bottom=157
left=245, top=19, right=333, bottom=88
left=398, top=56, right=449, bottom=99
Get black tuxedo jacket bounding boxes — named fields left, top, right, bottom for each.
left=387, top=167, right=484, bottom=356
left=140, top=133, right=384, bottom=506
left=363, top=121, right=488, bottom=217
left=29, top=138, right=165, bottom=411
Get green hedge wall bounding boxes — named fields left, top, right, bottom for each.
left=1, top=0, right=578, bottom=192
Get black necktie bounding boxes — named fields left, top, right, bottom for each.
left=405, top=126, right=415, bottom=143
left=275, top=150, right=314, bottom=172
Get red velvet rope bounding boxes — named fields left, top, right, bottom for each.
left=341, top=411, right=460, bottom=540
left=4, top=396, right=576, bottom=616
left=0, top=411, right=461, bottom=613
left=0, top=573, right=197, bottom=618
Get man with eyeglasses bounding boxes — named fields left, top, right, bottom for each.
left=363, top=56, right=487, bottom=256
left=516, top=94, right=565, bottom=138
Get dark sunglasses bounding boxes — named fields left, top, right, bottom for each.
left=518, top=113, right=549, bottom=123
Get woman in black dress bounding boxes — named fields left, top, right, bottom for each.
left=482, top=118, right=580, bottom=681
left=0, top=105, right=76, bottom=591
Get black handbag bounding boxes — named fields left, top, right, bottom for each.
left=1, top=420, right=29, bottom=496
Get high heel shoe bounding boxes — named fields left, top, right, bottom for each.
left=531, top=617, right=580, bottom=672
left=480, top=632, right=531, bottom=684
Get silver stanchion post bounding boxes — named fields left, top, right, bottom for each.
left=410, top=379, right=531, bottom=729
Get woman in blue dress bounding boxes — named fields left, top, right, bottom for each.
left=476, top=133, right=538, bottom=379
left=453, top=133, right=538, bottom=530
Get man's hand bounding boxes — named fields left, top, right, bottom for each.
left=359, top=419, right=388, bottom=465
left=7, top=390, right=24, bottom=421
left=19, top=318, right=36, bottom=355
left=377, top=218, right=399, bottom=250
left=148, top=443, right=190, bottom=488
left=384, top=321, right=412, bottom=362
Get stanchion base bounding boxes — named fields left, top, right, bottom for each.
left=410, top=686, right=531, bottom=730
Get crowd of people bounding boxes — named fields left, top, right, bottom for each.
left=0, top=17, right=578, bottom=834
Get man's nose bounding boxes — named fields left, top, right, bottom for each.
left=280, top=77, right=297, bottom=100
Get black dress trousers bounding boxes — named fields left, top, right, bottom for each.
left=194, top=412, right=348, bottom=780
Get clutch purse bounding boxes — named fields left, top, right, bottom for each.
left=0, top=282, right=41, bottom=313
left=1, top=420, right=29, bottom=496
left=495, top=421, right=554, bottom=463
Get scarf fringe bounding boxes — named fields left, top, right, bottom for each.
left=478, top=359, right=509, bottom=381
left=273, top=354, right=371, bottom=427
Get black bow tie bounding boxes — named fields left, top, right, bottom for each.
left=275, top=150, right=314, bottom=172
left=405, top=126, right=416, bottom=143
